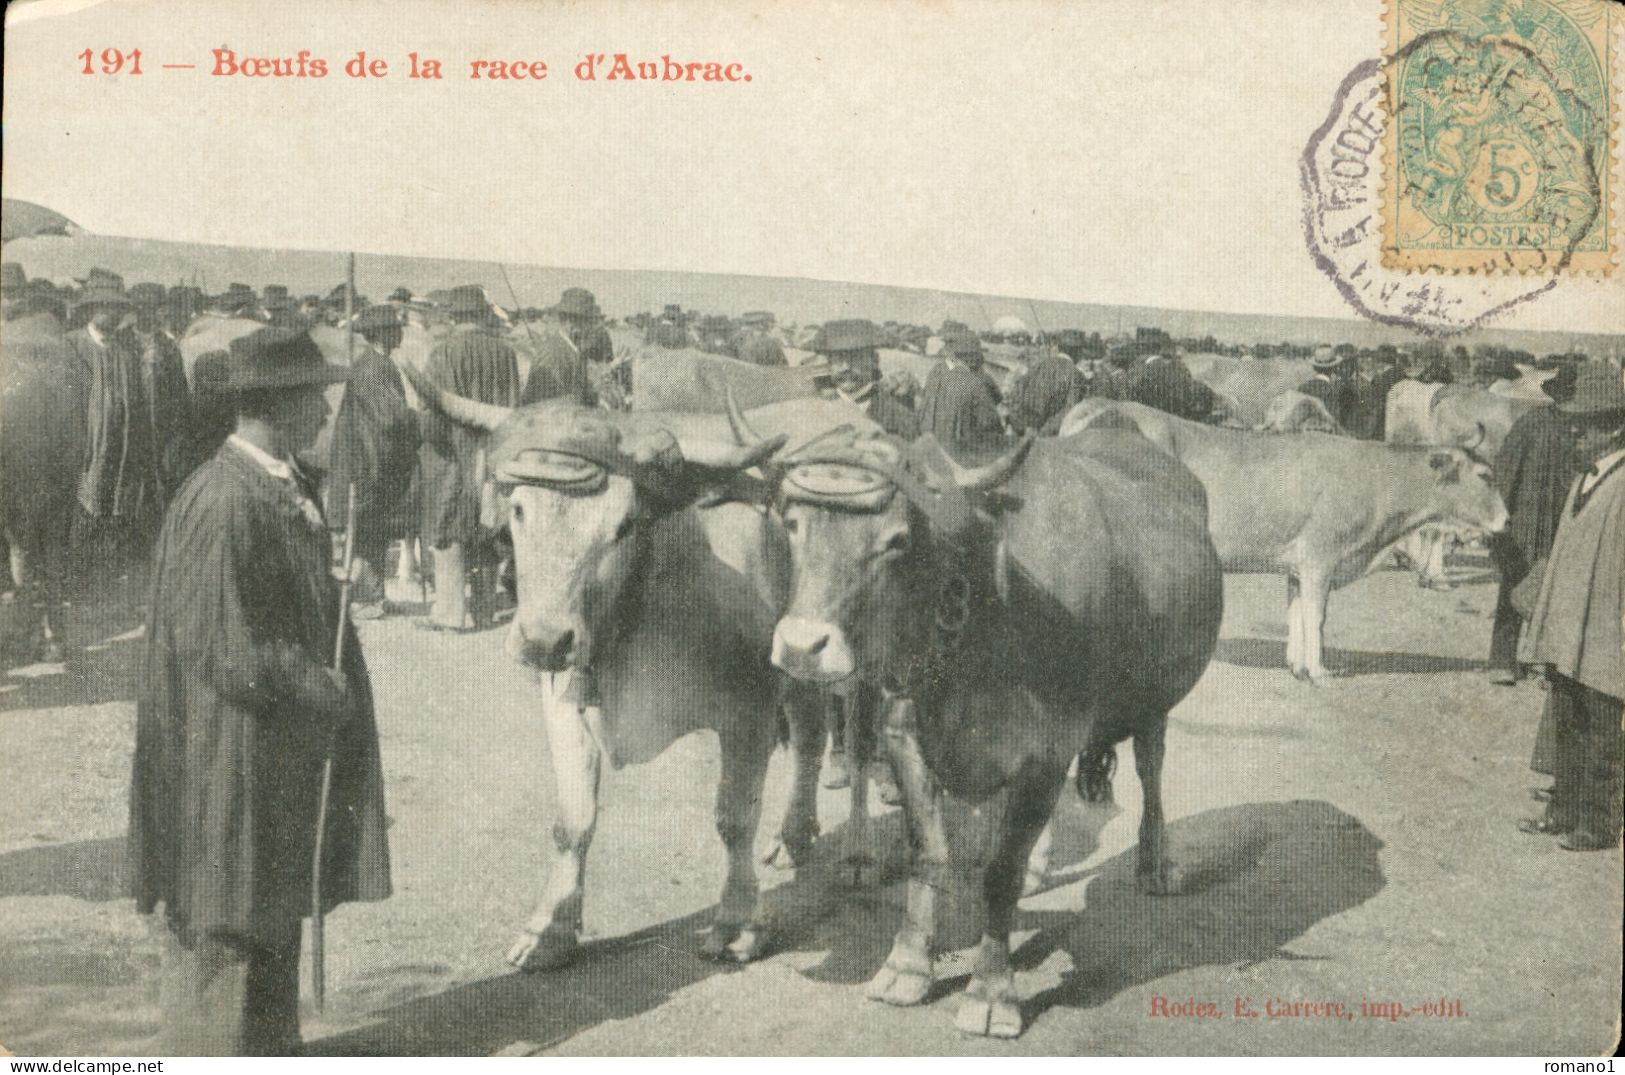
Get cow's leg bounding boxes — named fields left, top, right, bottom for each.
left=763, top=682, right=824, bottom=871
left=841, top=690, right=881, bottom=887
left=1299, top=573, right=1334, bottom=685
left=701, top=714, right=775, bottom=963
left=1285, top=574, right=1305, bottom=677
left=867, top=692, right=949, bottom=1007
left=957, top=759, right=1066, bottom=1039
left=1132, top=716, right=1182, bottom=895
left=509, top=683, right=600, bottom=972
left=7, top=543, right=56, bottom=663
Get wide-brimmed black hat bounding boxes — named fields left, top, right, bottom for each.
left=354, top=305, right=402, bottom=334
left=128, top=282, right=167, bottom=308
left=552, top=287, right=599, bottom=319
left=1557, top=364, right=1625, bottom=416
left=944, top=328, right=984, bottom=358
left=261, top=284, right=293, bottom=311
left=446, top=284, right=490, bottom=317
left=223, top=327, right=347, bottom=391
left=811, top=319, right=884, bottom=353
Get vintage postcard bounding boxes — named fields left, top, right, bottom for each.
left=1, top=0, right=1622, bottom=1062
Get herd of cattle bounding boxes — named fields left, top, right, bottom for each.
left=390, top=331, right=1543, bottom=1038
left=3, top=290, right=1593, bottom=1038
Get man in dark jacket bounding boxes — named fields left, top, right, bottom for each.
left=1487, top=363, right=1580, bottom=685
left=129, top=327, right=391, bottom=1054
left=328, top=306, right=422, bottom=618
left=811, top=318, right=919, bottom=440
left=917, top=329, right=1006, bottom=461
left=127, top=283, right=195, bottom=499
left=521, top=287, right=602, bottom=407
left=1516, top=364, right=1625, bottom=852
left=420, top=285, right=521, bottom=630
left=733, top=310, right=788, bottom=367
left=1008, top=348, right=1087, bottom=434
left=67, top=271, right=162, bottom=557
left=1360, top=350, right=1409, bottom=440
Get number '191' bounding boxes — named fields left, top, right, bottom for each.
left=79, top=48, right=143, bottom=75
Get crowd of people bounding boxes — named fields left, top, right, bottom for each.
left=3, top=258, right=1621, bottom=1054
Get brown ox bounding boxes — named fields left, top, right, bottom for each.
left=1060, top=400, right=1509, bottom=683
left=755, top=418, right=1222, bottom=1038
left=408, top=369, right=882, bottom=966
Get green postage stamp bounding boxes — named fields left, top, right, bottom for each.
left=1382, top=0, right=1618, bottom=274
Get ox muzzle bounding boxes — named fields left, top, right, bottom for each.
left=508, top=613, right=591, bottom=673
left=771, top=616, right=857, bottom=684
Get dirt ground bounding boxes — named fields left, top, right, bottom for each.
left=1, top=550, right=1619, bottom=1056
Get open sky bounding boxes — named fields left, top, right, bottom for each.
left=3, top=0, right=1621, bottom=332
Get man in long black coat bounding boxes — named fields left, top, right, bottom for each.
left=419, top=285, right=521, bottom=630
left=1488, top=364, right=1581, bottom=687
left=328, top=306, right=421, bottom=617
left=67, top=274, right=162, bottom=557
left=129, top=327, right=391, bottom=1055
left=917, top=330, right=1006, bottom=462
left=127, top=282, right=194, bottom=499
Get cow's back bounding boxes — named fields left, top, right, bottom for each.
left=998, top=430, right=1222, bottom=712
left=0, top=320, right=86, bottom=548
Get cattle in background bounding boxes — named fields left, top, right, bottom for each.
left=406, top=372, right=880, bottom=967
left=1257, top=390, right=1343, bottom=435
left=1060, top=400, right=1508, bottom=684
left=758, top=421, right=1222, bottom=1038
left=1184, top=354, right=1317, bottom=429
left=1, top=309, right=87, bottom=662
left=1385, top=381, right=1535, bottom=588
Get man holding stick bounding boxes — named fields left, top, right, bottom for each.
left=129, top=327, right=392, bottom=1055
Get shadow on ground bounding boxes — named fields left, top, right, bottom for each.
left=311, top=798, right=1382, bottom=1054
left=1213, top=638, right=1484, bottom=676
left=0, top=838, right=128, bottom=902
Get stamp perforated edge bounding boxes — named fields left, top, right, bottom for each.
left=1377, top=0, right=1621, bottom=277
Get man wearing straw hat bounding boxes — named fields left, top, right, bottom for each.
left=129, top=326, right=391, bottom=1054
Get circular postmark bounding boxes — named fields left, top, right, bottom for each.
left=1301, top=43, right=1602, bottom=336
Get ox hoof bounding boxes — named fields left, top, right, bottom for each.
left=955, top=986, right=1024, bottom=1039
left=866, top=962, right=933, bottom=1007
left=761, top=831, right=816, bottom=871
left=1137, top=861, right=1185, bottom=897
left=841, top=854, right=883, bottom=889
left=701, top=923, right=768, bottom=964
left=506, top=927, right=577, bottom=972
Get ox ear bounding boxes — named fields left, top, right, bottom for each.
left=1428, top=450, right=1462, bottom=483
left=1456, top=420, right=1487, bottom=453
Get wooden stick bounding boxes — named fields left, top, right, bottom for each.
left=311, top=483, right=358, bottom=1013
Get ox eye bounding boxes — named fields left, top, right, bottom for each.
left=511, top=502, right=525, bottom=524
left=613, top=516, right=637, bottom=542
left=782, top=515, right=801, bottom=536
left=879, top=529, right=910, bottom=556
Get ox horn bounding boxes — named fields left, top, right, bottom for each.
left=932, top=431, right=1036, bottom=492
left=1458, top=420, right=1487, bottom=453
left=680, top=431, right=790, bottom=473
left=723, top=385, right=767, bottom=447
left=401, top=362, right=514, bottom=432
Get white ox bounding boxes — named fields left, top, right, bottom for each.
left=406, top=371, right=882, bottom=966
left=1183, top=354, right=1317, bottom=429
left=1385, top=381, right=1536, bottom=588
left=1060, top=400, right=1508, bottom=684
